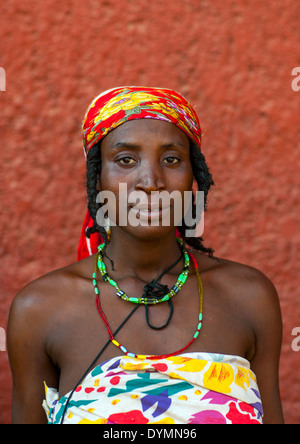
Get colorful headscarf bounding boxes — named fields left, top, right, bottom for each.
left=78, top=86, right=202, bottom=260
left=82, top=86, right=202, bottom=155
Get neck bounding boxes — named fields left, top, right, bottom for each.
left=104, top=228, right=183, bottom=281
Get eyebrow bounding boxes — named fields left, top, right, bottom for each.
left=110, top=141, right=188, bottom=151
left=111, top=142, right=140, bottom=150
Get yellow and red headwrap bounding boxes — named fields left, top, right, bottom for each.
left=78, top=86, right=202, bottom=260
left=82, top=86, right=202, bottom=155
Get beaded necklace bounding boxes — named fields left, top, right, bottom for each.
left=93, top=246, right=203, bottom=360
left=96, top=238, right=190, bottom=305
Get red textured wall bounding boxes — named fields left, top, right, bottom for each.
left=1, top=0, right=299, bottom=424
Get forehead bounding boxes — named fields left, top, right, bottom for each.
left=101, top=119, right=190, bottom=148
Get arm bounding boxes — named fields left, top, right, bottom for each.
left=7, top=286, right=59, bottom=424
left=247, top=273, right=284, bottom=424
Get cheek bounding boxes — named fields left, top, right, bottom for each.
left=98, top=162, right=124, bottom=192
left=98, top=167, right=131, bottom=225
left=168, top=164, right=194, bottom=191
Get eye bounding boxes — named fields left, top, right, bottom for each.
left=117, top=156, right=137, bottom=166
left=163, top=156, right=180, bottom=165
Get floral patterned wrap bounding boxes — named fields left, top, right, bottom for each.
left=82, top=86, right=202, bottom=154
left=43, top=353, right=263, bottom=424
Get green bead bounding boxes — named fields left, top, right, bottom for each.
left=129, top=297, right=139, bottom=304
left=193, top=331, right=200, bottom=339
left=109, top=279, right=117, bottom=288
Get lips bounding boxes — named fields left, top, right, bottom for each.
left=129, top=204, right=171, bottom=221
left=132, top=205, right=168, bottom=211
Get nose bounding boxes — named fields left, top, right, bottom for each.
left=134, top=163, right=166, bottom=194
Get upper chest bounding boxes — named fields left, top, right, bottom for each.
left=47, top=269, right=255, bottom=396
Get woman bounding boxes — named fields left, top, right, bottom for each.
left=8, top=87, right=284, bottom=424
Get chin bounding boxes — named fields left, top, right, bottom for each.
left=115, top=224, right=177, bottom=242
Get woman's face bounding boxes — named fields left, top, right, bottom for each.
left=98, top=119, right=194, bottom=238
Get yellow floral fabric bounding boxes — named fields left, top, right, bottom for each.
left=43, top=353, right=263, bottom=424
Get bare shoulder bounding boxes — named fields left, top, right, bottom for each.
left=10, top=264, right=73, bottom=314
left=194, top=250, right=279, bottom=294
left=193, top=251, right=282, bottom=328
left=8, top=256, right=93, bottom=339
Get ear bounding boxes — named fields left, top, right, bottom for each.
left=192, top=178, right=198, bottom=191
left=192, top=178, right=198, bottom=202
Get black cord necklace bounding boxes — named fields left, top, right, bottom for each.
left=143, top=250, right=183, bottom=329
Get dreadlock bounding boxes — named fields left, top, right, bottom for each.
left=85, top=139, right=215, bottom=256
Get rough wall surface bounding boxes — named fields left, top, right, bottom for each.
left=0, top=0, right=299, bottom=424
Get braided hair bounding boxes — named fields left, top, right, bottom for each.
left=85, top=140, right=215, bottom=256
